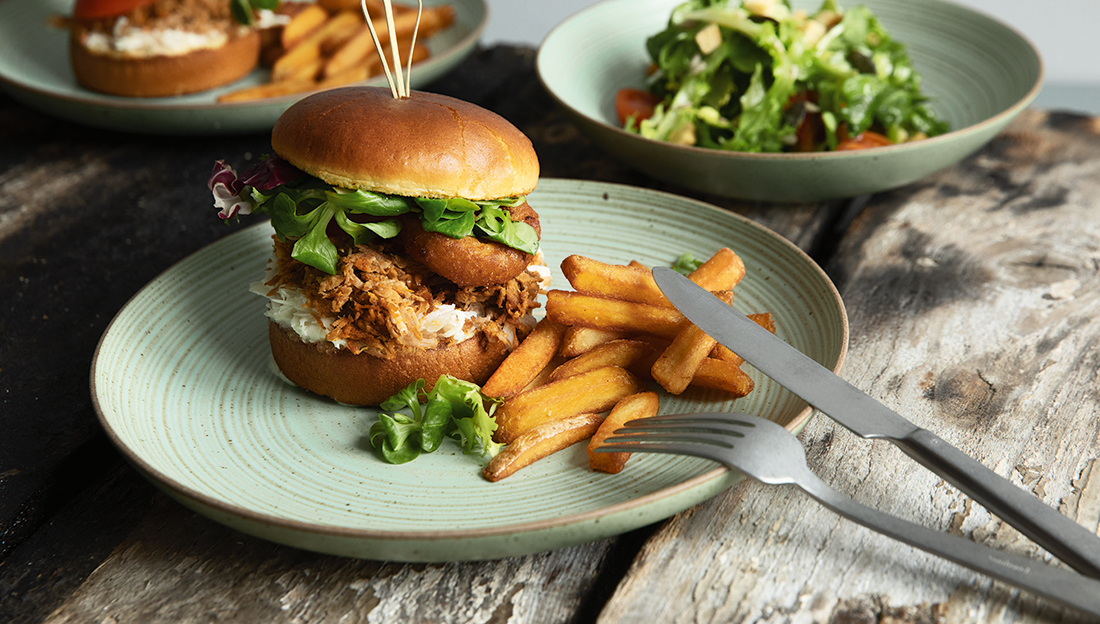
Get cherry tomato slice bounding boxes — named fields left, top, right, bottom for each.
left=615, top=88, right=662, bottom=127
left=73, top=0, right=156, bottom=20
left=835, top=130, right=894, bottom=151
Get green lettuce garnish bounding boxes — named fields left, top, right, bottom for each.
left=671, top=252, right=705, bottom=275
left=231, top=0, right=280, bottom=25
left=632, top=0, right=948, bottom=152
left=369, top=376, right=505, bottom=464
left=243, top=177, right=537, bottom=275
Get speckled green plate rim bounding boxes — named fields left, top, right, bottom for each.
left=90, top=178, right=848, bottom=561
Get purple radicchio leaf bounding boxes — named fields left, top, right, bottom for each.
left=208, top=159, right=251, bottom=220
left=238, top=155, right=303, bottom=191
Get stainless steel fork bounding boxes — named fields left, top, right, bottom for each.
left=597, top=413, right=1100, bottom=616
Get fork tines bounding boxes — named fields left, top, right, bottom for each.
left=596, top=412, right=757, bottom=456
left=617, top=412, right=757, bottom=435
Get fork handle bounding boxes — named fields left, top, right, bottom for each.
left=797, top=471, right=1100, bottom=615
left=895, top=428, right=1100, bottom=579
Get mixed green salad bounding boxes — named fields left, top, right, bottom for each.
left=618, top=0, right=948, bottom=152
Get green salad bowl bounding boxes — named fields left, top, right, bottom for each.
left=537, top=0, right=1043, bottom=202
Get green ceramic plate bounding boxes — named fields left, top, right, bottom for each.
left=91, top=179, right=847, bottom=562
left=0, top=0, right=484, bottom=135
left=538, top=0, right=1042, bottom=202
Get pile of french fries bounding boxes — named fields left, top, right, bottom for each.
left=219, top=0, right=455, bottom=103
left=480, top=248, right=776, bottom=482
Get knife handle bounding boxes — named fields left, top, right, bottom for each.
left=897, top=428, right=1100, bottom=579
left=799, top=470, right=1100, bottom=615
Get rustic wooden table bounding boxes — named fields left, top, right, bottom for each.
left=3, top=45, right=1100, bottom=624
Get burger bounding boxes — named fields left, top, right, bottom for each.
left=208, top=86, right=546, bottom=405
left=59, top=0, right=281, bottom=97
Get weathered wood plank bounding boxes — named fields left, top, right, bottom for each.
left=595, top=109, right=1100, bottom=623
left=37, top=491, right=617, bottom=624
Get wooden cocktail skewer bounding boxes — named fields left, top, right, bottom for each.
left=404, top=2, right=423, bottom=95
left=360, top=0, right=423, bottom=98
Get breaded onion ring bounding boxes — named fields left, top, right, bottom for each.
left=402, top=203, right=540, bottom=288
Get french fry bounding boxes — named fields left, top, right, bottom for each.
left=317, top=0, right=360, bottom=12
left=245, top=1, right=453, bottom=102
left=651, top=290, right=734, bottom=394
left=548, top=339, right=655, bottom=382
left=710, top=312, right=775, bottom=365
left=710, top=343, right=743, bottom=366
left=561, top=249, right=745, bottom=310
left=522, top=354, right=567, bottom=393
left=272, top=11, right=363, bottom=82
left=561, top=255, right=667, bottom=306
left=483, top=413, right=604, bottom=482
left=355, top=40, right=429, bottom=80
left=318, top=0, right=364, bottom=12
left=283, top=56, right=324, bottom=83
left=346, top=11, right=420, bottom=53
left=281, top=3, right=329, bottom=49
left=271, top=42, right=322, bottom=83
left=691, top=357, right=755, bottom=397
left=587, top=391, right=660, bottom=474
left=687, top=247, right=746, bottom=291
left=494, top=366, right=645, bottom=443
left=545, top=290, right=686, bottom=339
left=328, top=2, right=450, bottom=77
left=216, top=64, right=370, bottom=103
left=558, top=326, right=630, bottom=358
left=651, top=319, right=717, bottom=394
left=322, top=0, right=414, bottom=15
left=318, top=64, right=371, bottom=87
left=748, top=311, right=775, bottom=333
left=481, top=318, right=566, bottom=399
left=323, top=24, right=377, bottom=77
left=217, top=78, right=320, bottom=103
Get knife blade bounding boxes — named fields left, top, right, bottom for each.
left=652, top=266, right=1100, bottom=579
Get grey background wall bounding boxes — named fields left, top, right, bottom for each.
left=482, top=0, right=1100, bottom=115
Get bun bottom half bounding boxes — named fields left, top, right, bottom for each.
left=268, top=322, right=513, bottom=406
left=70, top=29, right=260, bottom=97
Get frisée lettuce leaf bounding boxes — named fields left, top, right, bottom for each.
left=369, top=375, right=505, bottom=465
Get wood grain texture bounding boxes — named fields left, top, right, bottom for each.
left=38, top=495, right=614, bottom=624
left=595, top=109, right=1100, bottom=623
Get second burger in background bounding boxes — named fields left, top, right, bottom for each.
left=209, top=86, right=547, bottom=406
left=61, top=0, right=281, bottom=97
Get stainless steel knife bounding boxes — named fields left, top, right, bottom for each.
left=652, top=266, right=1100, bottom=579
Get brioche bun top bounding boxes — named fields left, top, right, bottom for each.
left=270, top=87, right=540, bottom=200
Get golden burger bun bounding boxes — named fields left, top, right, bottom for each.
left=271, top=87, right=540, bottom=200
left=268, top=322, right=513, bottom=406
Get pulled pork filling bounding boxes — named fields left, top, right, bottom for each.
left=254, top=236, right=544, bottom=359
left=80, top=0, right=236, bottom=33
